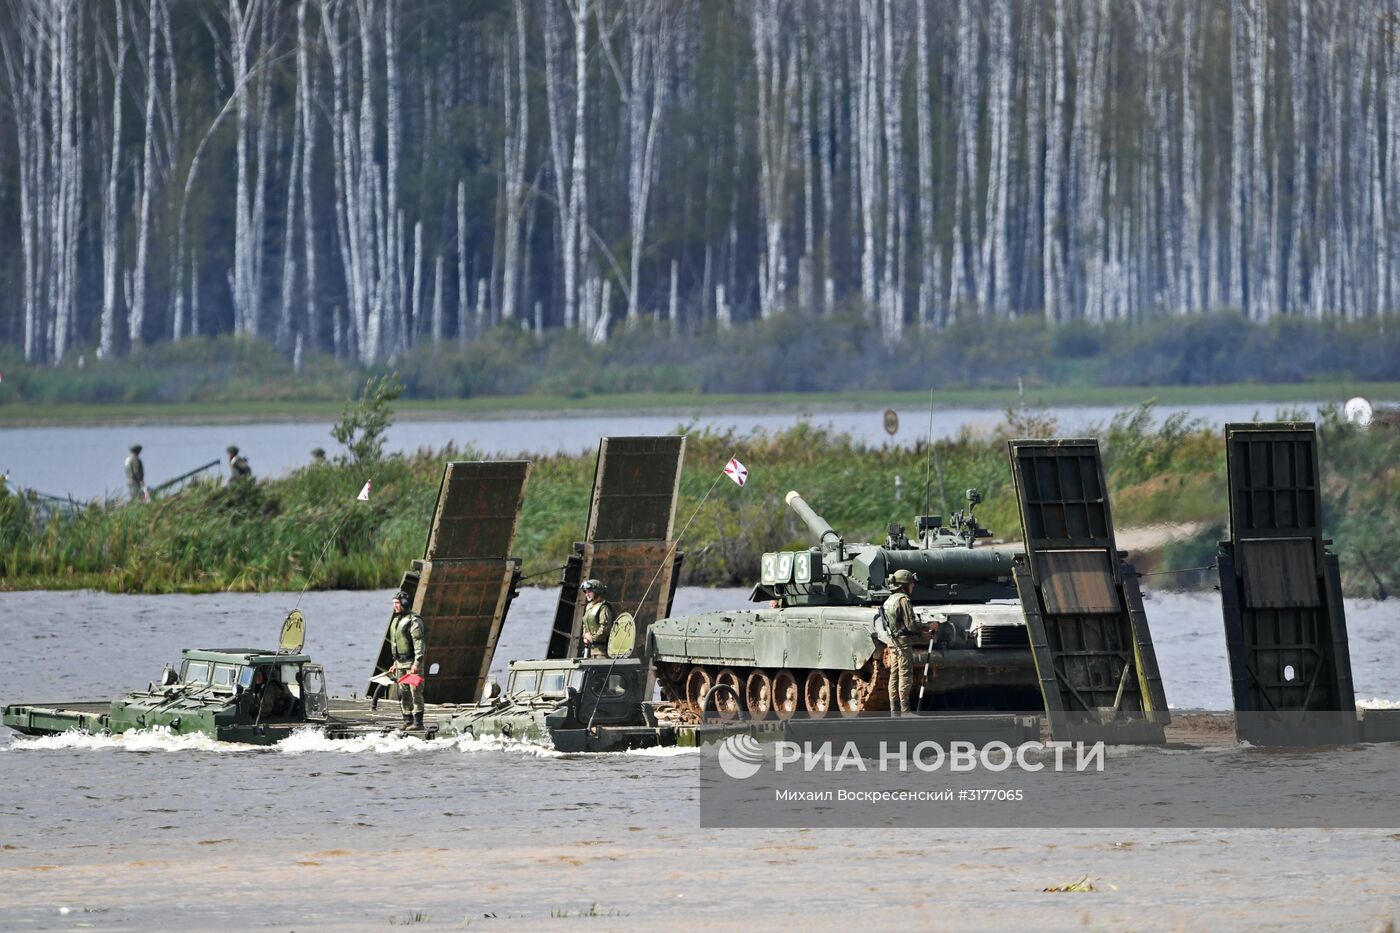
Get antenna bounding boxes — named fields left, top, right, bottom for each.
left=923, top=387, right=935, bottom=517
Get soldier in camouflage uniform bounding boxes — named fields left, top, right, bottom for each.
left=124, top=444, right=146, bottom=502
left=227, top=445, right=253, bottom=482
left=389, top=590, right=427, bottom=729
left=883, top=568, right=919, bottom=715
left=579, top=579, right=614, bottom=658
left=246, top=666, right=290, bottom=720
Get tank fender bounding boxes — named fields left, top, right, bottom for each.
left=753, top=616, right=879, bottom=670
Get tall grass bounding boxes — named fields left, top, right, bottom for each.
left=2, top=405, right=1395, bottom=597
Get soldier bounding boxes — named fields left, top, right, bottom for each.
left=310, top=447, right=327, bottom=464
left=227, top=445, right=253, bottom=482
left=579, top=579, right=614, bottom=658
left=246, top=666, right=289, bottom=720
left=883, top=568, right=920, bottom=715
left=124, top=444, right=147, bottom=502
left=388, top=590, right=427, bottom=730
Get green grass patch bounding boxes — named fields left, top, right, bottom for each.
left=2, top=403, right=1396, bottom=598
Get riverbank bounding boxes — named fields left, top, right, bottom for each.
left=1, top=404, right=1395, bottom=597
left=1, top=381, right=1398, bottom=427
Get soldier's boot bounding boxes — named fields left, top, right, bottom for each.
left=399, top=715, right=413, bottom=731
left=413, top=712, right=425, bottom=731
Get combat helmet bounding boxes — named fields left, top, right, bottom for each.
left=579, top=578, right=607, bottom=596
left=889, top=568, right=918, bottom=587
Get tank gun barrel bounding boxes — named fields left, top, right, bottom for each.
left=879, top=546, right=1016, bottom=584
left=785, top=490, right=840, bottom=548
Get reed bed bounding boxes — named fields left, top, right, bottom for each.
left=2, top=405, right=1394, bottom=598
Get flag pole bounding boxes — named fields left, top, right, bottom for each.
left=291, top=477, right=372, bottom=614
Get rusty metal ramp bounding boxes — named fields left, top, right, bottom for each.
left=1217, top=423, right=1357, bottom=745
left=1008, top=439, right=1170, bottom=743
left=547, top=436, right=686, bottom=659
left=371, top=461, right=529, bottom=704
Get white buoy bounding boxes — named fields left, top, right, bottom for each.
left=1344, top=396, right=1375, bottom=427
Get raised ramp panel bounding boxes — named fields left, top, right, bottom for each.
left=550, top=436, right=686, bottom=659
left=372, top=461, right=530, bottom=704
left=1217, top=423, right=1357, bottom=745
left=1008, top=439, right=1169, bottom=744
left=545, top=547, right=586, bottom=660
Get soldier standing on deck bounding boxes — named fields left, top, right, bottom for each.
left=883, top=568, right=920, bottom=715
left=124, top=444, right=147, bottom=502
left=227, top=445, right=253, bottom=482
left=389, top=591, right=427, bottom=730
left=579, top=579, right=614, bottom=658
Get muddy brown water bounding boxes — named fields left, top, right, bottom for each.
left=1, top=588, right=1398, bottom=930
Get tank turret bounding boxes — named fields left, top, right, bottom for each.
left=761, top=490, right=1018, bottom=607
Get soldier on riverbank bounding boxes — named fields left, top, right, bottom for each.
left=227, top=445, right=253, bottom=482
left=124, top=444, right=147, bottom=502
left=580, top=579, right=614, bottom=658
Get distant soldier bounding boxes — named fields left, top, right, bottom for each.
left=227, top=445, right=253, bottom=482
left=124, top=444, right=147, bottom=502
left=883, top=568, right=919, bottom=715
left=389, top=590, right=427, bottom=730
left=579, top=579, right=614, bottom=658
left=310, top=447, right=327, bottom=464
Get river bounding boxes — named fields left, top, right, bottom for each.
left=1, top=587, right=1398, bottom=930
left=0, top=400, right=1326, bottom=502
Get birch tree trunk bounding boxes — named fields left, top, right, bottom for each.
left=100, top=2, right=126, bottom=359
left=625, top=2, right=671, bottom=323
left=500, top=2, right=528, bottom=322
left=132, top=0, right=164, bottom=348
left=297, top=0, right=319, bottom=350
left=915, top=0, right=935, bottom=327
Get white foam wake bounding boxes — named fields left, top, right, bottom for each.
left=1356, top=697, right=1400, bottom=710
left=623, top=744, right=700, bottom=757
left=5, top=727, right=255, bottom=754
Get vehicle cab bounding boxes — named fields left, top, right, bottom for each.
left=447, top=657, right=653, bottom=748
left=173, top=648, right=329, bottom=723
left=105, top=647, right=330, bottom=741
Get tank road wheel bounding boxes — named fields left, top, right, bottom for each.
left=684, top=667, right=714, bottom=714
left=744, top=670, right=774, bottom=720
left=713, top=668, right=743, bottom=720
left=803, top=670, right=833, bottom=719
left=861, top=653, right=890, bottom=711
left=836, top=669, right=865, bottom=715
left=656, top=663, right=686, bottom=702
left=772, top=669, right=800, bottom=720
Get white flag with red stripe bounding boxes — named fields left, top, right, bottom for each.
left=723, top=457, right=749, bottom=487
left=356, top=480, right=372, bottom=501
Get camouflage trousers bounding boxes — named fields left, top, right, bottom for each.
left=395, top=662, right=425, bottom=717
left=888, top=645, right=913, bottom=714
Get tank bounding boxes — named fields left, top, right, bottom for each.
left=647, top=489, right=1044, bottom=718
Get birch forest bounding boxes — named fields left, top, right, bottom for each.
left=3, top=0, right=1400, bottom=365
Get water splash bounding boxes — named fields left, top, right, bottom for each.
left=1357, top=697, right=1400, bottom=709
left=5, top=727, right=255, bottom=754
left=623, top=745, right=700, bottom=757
